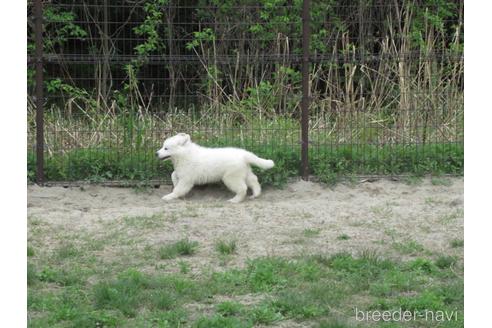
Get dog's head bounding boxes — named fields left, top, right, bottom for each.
left=156, top=133, right=191, bottom=161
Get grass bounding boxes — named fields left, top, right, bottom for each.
left=28, top=140, right=463, bottom=186
left=404, top=175, right=423, bottom=185
left=450, top=239, right=464, bottom=248
left=337, top=234, right=350, bottom=241
left=178, top=260, right=191, bottom=274
left=303, top=228, right=321, bottom=237
left=440, top=209, right=464, bottom=224
left=158, top=238, right=199, bottom=259
left=216, top=301, right=244, bottom=316
left=27, top=209, right=463, bottom=327
left=27, top=245, right=35, bottom=257
left=431, top=177, right=454, bottom=186
left=27, top=248, right=464, bottom=327
left=215, top=239, right=237, bottom=255
left=55, top=243, right=81, bottom=260
left=435, top=255, right=457, bottom=269
left=122, top=213, right=163, bottom=229
left=392, top=240, right=426, bottom=256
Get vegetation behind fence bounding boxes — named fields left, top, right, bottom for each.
left=27, top=0, right=464, bottom=184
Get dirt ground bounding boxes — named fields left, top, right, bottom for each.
left=27, top=177, right=464, bottom=274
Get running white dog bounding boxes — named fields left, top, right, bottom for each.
left=156, top=133, right=274, bottom=202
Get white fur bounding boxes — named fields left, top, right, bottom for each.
left=156, top=133, right=274, bottom=203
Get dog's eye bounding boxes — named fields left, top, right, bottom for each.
left=164, top=148, right=168, bottom=150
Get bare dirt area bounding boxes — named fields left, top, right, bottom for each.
left=27, top=177, right=464, bottom=275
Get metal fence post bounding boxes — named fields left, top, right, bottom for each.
left=301, top=0, right=310, bottom=180
left=35, top=0, right=44, bottom=184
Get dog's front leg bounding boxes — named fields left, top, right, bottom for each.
left=162, top=180, right=193, bottom=201
left=171, top=171, right=179, bottom=187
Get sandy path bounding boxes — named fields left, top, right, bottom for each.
left=27, top=178, right=464, bottom=273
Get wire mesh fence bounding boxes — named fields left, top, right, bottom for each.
left=27, top=0, right=464, bottom=185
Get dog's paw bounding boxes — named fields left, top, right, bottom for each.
left=162, top=194, right=177, bottom=201
left=227, top=197, right=244, bottom=203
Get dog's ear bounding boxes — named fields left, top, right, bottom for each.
left=177, top=133, right=191, bottom=145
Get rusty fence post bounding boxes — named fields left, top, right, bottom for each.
left=34, top=0, right=44, bottom=184
left=301, top=0, right=310, bottom=180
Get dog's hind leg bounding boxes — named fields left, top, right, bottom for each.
left=162, top=180, right=193, bottom=201
left=246, top=171, right=261, bottom=198
left=223, top=174, right=248, bottom=203
left=171, top=171, right=179, bottom=187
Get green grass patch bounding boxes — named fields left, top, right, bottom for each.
left=316, top=319, right=356, bottom=328
left=28, top=142, right=463, bottom=185
left=93, top=269, right=148, bottom=317
left=54, top=242, right=81, bottom=260
left=216, top=301, right=244, bottom=317
left=37, top=266, right=86, bottom=286
left=158, top=238, right=199, bottom=259
left=27, top=245, right=35, bottom=257
left=178, top=260, right=190, bottom=274
left=392, top=240, right=426, bottom=255
left=450, top=238, right=464, bottom=248
left=435, top=255, right=457, bottom=269
left=248, top=303, right=284, bottom=324
left=28, top=251, right=463, bottom=327
left=303, top=228, right=321, bottom=237
left=192, top=315, right=250, bottom=328
left=336, top=234, right=350, bottom=240
left=122, top=213, right=163, bottom=229
left=27, top=263, right=37, bottom=286
left=215, top=239, right=237, bottom=255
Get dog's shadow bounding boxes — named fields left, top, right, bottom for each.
left=169, top=183, right=261, bottom=202
left=157, top=183, right=270, bottom=203
left=182, top=183, right=237, bottom=202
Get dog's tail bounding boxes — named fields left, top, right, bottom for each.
left=245, top=152, right=275, bottom=170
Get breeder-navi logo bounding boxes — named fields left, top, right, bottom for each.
left=355, top=307, right=459, bottom=322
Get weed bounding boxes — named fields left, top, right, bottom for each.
left=27, top=233, right=463, bottom=327
left=27, top=245, right=35, bottom=257
left=337, top=234, right=350, bottom=240
left=397, top=290, right=446, bottom=311
left=216, top=301, right=243, bottom=316
left=27, top=263, right=37, bottom=286
left=450, top=239, right=464, bottom=248
left=55, top=242, right=80, bottom=260
left=435, top=255, right=457, bottom=269
left=406, top=258, right=436, bottom=274
left=159, top=238, right=199, bottom=259
left=215, top=239, right=237, bottom=255
left=316, top=319, right=355, bottom=328
left=271, top=290, right=325, bottom=319
left=246, top=257, right=289, bottom=292
left=178, top=260, right=190, bottom=274
left=123, top=213, right=162, bottom=229
left=249, top=303, right=283, bottom=324
left=93, top=269, right=148, bottom=317
left=37, top=266, right=84, bottom=286
left=404, top=175, right=423, bottom=185
left=28, top=142, right=464, bottom=184
left=303, top=228, right=321, bottom=237
left=392, top=240, right=425, bottom=255
left=425, top=197, right=444, bottom=205
left=440, top=209, right=464, bottom=223
left=151, top=290, right=176, bottom=310
left=193, top=315, right=250, bottom=328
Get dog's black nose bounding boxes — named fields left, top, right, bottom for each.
left=155, top=151, right=159, bottom=157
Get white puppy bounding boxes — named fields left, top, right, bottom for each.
left=156, top=133, right=274, bottom=203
